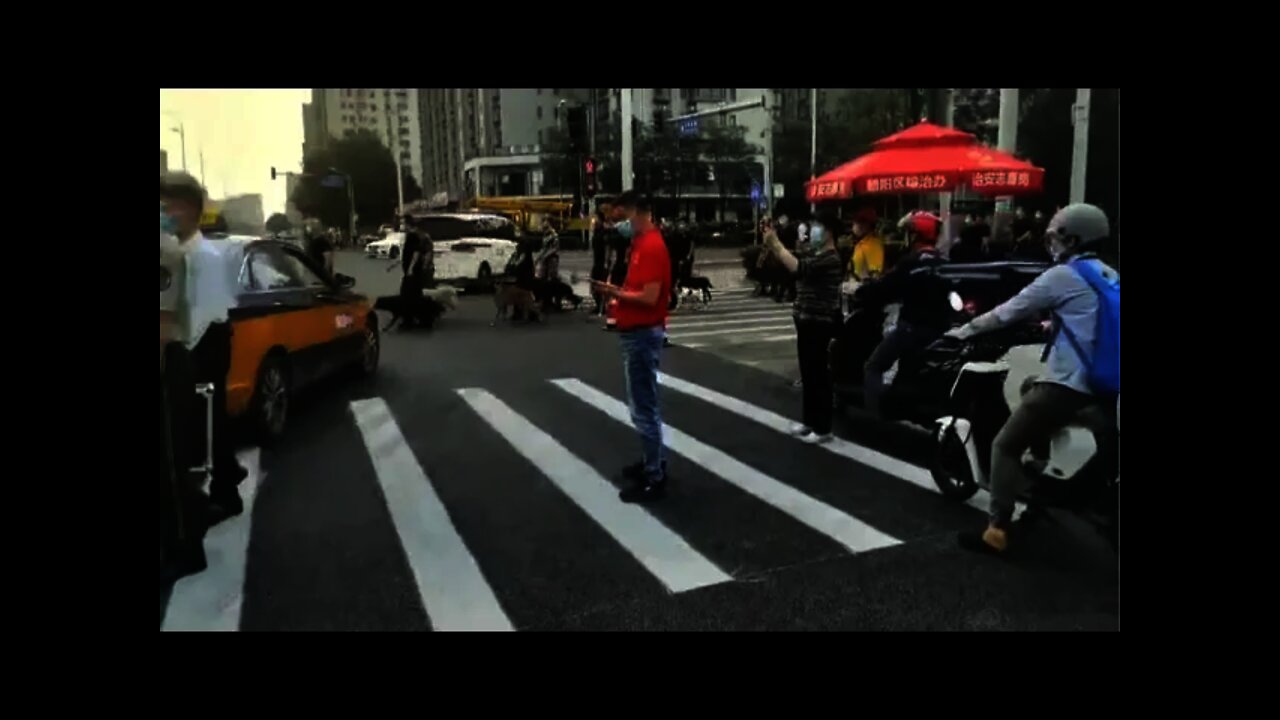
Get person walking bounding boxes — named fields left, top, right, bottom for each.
left=160, top=172, right=247, bottom=521
left=590, top=192, right=673, bottom=502
left=763, top=211, right=845, bottom=444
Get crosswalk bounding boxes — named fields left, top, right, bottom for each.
left=667, top=285, right=797, bottom=348
left=160, top=371, right=1006, bottom=632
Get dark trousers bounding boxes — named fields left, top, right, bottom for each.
left=989, top=382, right=1098, bottom=527
left=795, top=318, right=837, bottom=435
left=864, top=321, right=944, bottom=417
left=188, top=322, right=245, bottom=497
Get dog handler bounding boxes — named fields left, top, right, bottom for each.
left=591, top=192, right=673, bottom=503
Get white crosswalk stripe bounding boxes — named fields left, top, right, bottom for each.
left=656, top=372, right=1022, bottom=518
left=458, top=388, right=732, bottom=594
left=551, top=378, right=902, bottom=555
left=666, top=290, right=799, bottom=348
left=351, top=398, right=514, bottom=631
left=166, top=370, right=995, bottom=631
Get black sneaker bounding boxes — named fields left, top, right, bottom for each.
left=619, top=479, right=667, bottom=504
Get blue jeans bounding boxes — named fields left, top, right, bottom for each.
left=620, top=326, right=666, bottom=482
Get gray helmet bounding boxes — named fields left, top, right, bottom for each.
left=1047, top=204, right=1110, bottom=246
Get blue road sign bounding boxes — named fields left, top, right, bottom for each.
left=750, top=182, right=762, bottom=202
left=678, top=118, right=699, bottom=137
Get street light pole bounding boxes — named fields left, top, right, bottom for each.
left=170, top=123, right=187, bottom=171
left=809, top=89, right=817, bottom=213
left=1070, top=89, right=1091, bottom=205
left=995, top=88, right=1019, bottom=237
left=621, top=89, right=634, bottom=192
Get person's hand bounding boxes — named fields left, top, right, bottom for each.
left=763, top=229, right=782, bottom=252
left=590, top=280, right=619, bottom=298
left=945, top=325, right=975, bottom=341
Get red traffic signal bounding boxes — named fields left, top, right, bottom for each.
left=584, top=157, right=598, bottom=198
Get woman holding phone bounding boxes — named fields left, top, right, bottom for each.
left=762, top=211, right=845, bottom=444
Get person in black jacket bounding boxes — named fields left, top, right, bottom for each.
left=855, top=211, right=951, bottom=418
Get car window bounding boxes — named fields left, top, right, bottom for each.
left=280, top=248, right=330, bottom=287
left=241, top=246, right=303, bottom=291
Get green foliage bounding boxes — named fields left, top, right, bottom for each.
left=290, top=129, right=425, bottom=231
left=265, top=213, right=292, bottom=234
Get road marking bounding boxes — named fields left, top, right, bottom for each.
left=656, top=372, right=1000, bottom=515
left=668, top=324, right=794, bottom=341
left=551, top=379, right=901, bottom=555
left=676, top=307, right=796, bottom=319
left=671, top=333, right=796, bottom=349
left=458, top=389, right=731, bottom=594
left=668, top=314, right=794, bottom=330
left=351, top=398, right=513, bottom=632
left=162, top=448, right=262, bottom=632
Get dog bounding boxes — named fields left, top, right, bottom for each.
left=374, top=286, right=455, bottom=332
left=678, top=275, right=714, bottom=304
left=492, top=280, right=542, bottom=326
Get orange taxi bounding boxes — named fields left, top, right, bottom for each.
left=215, top=236, right=378, bottom=440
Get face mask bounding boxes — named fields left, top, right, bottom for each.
left=809, top=225, right=826, bottom=249
left=616, top=219, right=634, bottom=239
left=160, top=204, right=178, bottom=235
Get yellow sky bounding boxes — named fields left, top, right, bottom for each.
left=160, top=89, right=311, bottom=216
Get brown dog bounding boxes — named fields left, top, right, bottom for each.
left=492, top=281, right=541, bottom=326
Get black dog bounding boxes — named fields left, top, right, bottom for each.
left=679, top=275, right=714, bottom=304
left=374, top=294, right=446, bottom=331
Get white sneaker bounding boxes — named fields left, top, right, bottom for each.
left=789, top=423, right=812, bottom=436
left=801, top=432, right=833, bottom=445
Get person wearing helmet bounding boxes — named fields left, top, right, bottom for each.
left=848, top=207, right=885, bottom=282
left=854, top=210, right=951, bottom=418
left=945, top=204, right=1119, bottom=555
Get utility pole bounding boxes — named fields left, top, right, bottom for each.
left=199, top=148, right=206, bottom=187
left=939, top=89, right=955, bottom=254
left=621, top=89, right=634, bottom=192
left=995, top=88, right=1019, bottom=237
left=809, top=89, right=817, bottom=213
left=170, top=123, right=187, bottom=172
left=1070, top=88, right=1091, bottom=205
left=396, top=157, right=406, bottom=216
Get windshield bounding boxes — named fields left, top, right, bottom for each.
left=406, top=215, right=515, bottom=241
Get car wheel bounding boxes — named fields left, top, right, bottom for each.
left=358, top=315, right=380, bottom=377
left=251, top=353, right=290, bottom=444
left=389, top=246, right=400, bottom=260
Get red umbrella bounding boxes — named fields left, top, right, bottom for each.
left=805, top=122, right=1044, bottom=202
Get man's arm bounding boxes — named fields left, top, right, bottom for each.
left=952, top=266, right=1066, bottom=338
left=763, top=230, right=799, bottom=273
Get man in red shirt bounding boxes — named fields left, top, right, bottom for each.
left=591, top=191, right=673, bottom=503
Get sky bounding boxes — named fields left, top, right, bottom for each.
left=160, top=89, right=311, bottom=216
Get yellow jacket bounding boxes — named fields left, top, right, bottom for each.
left=850, top=234, right=885, bottom=280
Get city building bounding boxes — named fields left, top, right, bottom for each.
left=218, top=193, right=265, bottom=235
left=417, top=88, right=592, bottom=203
left=160, top=148, right=169, bottom=175
left=284, top=173, right=304, bottom=227
left=304, top=88, right=425, bottom=189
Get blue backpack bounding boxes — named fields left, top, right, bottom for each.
left=1056, top=257, right=1120, bottom=395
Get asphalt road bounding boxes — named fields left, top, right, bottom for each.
left=159, top=251, right=1118, bottom=631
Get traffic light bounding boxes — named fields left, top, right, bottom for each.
left=584, top=156, right=598, bottom=198
left=270, top=166, right=277, bottom=180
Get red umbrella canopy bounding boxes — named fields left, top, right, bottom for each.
left=806, top=121, right=1044, bottom=202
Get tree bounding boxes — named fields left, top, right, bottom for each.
left=702, top=123, right=761, bottom=220
left=290, top=129, right=426, bottom=233
left=265, top=213, right=293, bottom=235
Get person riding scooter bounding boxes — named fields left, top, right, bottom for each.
left=855, top=211, right=951, bottom=418
left=944, top=203, right=1119, bottom=555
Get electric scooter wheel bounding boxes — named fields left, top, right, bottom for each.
left=931, top=424, right=980, bottom=501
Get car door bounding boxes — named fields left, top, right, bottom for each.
left=276, top=245, right=364, bottom=379
left=234, top=243, right=333, bottom=389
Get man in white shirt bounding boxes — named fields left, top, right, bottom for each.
left=161, top=172, right=246, bottom=521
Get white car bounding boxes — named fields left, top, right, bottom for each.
left=404, top=213, right=520, bottom=288
left=365, top=232, right=405, bottom=259
left=433, top=237, right=517, bottom=287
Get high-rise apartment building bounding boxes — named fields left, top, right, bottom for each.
left=304, top=88, right=425, bottom=189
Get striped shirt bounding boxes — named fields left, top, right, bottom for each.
left=793, top=249, right=844, bottom=324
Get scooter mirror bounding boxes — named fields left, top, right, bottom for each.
left=948, top=291, right=964, bottom=312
